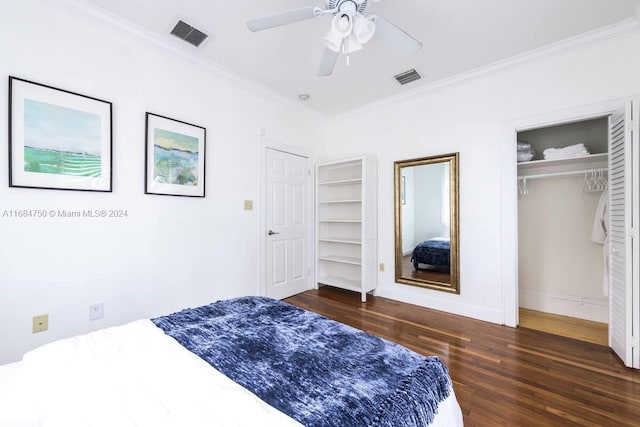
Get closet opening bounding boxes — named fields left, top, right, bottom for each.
left=516, top=117, right=609, bottom=345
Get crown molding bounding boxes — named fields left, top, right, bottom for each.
left=44, top=0, right=326, bottom=122
left=331, top=18, right=640, bottom=122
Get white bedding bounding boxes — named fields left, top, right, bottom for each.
left=1, top=319, right=463, bottom=426
left=0, top=361, right=39, bottom=427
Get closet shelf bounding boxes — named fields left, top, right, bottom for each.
left=518, top=153, right=607, bottom=177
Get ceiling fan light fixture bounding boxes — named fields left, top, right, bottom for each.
left=353, top=14, right=376, bottom=44
left=324, top=27, right=345, bottom=52
left=331, top=13, right=353, bottom=37
left=344, top=33, right=363, bottom=53
left=246, top=0, right=422, bottom=77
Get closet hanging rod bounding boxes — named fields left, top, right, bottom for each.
left=518, top=168, right=608, bottom=181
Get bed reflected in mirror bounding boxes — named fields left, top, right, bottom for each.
left=394, top=153, right=459, bottom=293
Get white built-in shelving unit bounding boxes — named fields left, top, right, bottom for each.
left=316, top=156, right=377, bottom=302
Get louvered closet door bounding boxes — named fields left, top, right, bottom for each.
left=608, top=99, right=639, bottom=368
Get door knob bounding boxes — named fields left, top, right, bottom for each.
left=268, top=230, right=280, bottom=236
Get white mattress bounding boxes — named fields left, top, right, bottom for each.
left=0, top=319, right=463, bottom=426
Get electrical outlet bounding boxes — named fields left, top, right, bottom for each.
left=243, top=200, right=253, bottom=211
left=32, top=314, right=48, bottom=333
left=379, top=263, right=385, bottom=272
left=89, top=303, right=104, bottom=320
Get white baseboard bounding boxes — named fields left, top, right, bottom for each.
left=519, top=288, right=608, bottom=323
left=377, top=286, right=503, bottom=325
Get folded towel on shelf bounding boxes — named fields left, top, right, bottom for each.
left=543, top=143, right=590, bottom=160
left=516, top=141, right=535, bottom=162
left=517, top=141, right=532, bottom=152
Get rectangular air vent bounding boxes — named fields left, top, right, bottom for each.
left=170, top=20, right=208, bottom=47
left=394, top=69, right=422, bottom=85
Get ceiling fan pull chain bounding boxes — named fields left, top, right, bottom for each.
left=345, top=35, right=350, bottom=67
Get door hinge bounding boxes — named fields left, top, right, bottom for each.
left=630, top=227, right=638, bottom=239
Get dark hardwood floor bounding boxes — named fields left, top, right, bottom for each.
left=401, top=254, right=451, bottom=283
left=285, top=287, right=640, bottom=427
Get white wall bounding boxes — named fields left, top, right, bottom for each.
left=518, top=177, right=607, bottom=322
left=0, top=0, right=323, bottom=364
left=323, top=28, right=640, bottom=323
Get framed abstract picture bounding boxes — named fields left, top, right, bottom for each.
left=9, top=76, right=112, bottom=192
left=145, top=113, right=206, bottom=197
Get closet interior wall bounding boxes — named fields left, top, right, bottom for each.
left=517, top=118, right=609, bottom=323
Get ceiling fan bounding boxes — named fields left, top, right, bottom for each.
left=247, top=0, right=422, bottom=76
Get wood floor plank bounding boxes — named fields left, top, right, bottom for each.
left=519, top=308, right=608, bottom=345
left=285, top=287, right=640, bottom=427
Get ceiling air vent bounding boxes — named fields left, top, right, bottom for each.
left=170, top=20, right=208, bottom=47
left=394, top=69, right=422, bottom=86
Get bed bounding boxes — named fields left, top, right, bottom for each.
left=411, top=237, right=451, bottom=271
left=0, top=296, right=463, bottom=427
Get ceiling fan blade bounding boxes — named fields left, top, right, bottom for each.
left=318, top=47, right=339, bottom=76
left=373, top=15, right=422, bottom=56
left=247, top=6, right=320, bottom=32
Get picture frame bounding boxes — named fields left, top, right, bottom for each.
left=9, top=76, right=112, bottom=192
left=145, top=112, right=206, bottom=197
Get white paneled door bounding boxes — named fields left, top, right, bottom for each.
left=265, top=148, right=310, bottom=300
left=608, top=99, right=639, bottom=368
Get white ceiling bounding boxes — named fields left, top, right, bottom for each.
left=84, top=0, right=640, bottom=116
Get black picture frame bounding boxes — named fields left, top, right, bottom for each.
left=8, top=76, right=113, bottom=192
left=144, top=112, right=206, bottom=197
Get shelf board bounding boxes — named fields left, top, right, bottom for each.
left=518, top=153, right=607, bottom=176
left=320, top=160, right=362, bottom=170
left=318, top=219, right=362, bottom=223
left=318, top=199, right=362, bottom=204
left=318, top=255, right=361, bottom=265
left=317, top=276, right=362, bottom=292
left=318, top=237, right=362, bottom=244
left=318, top=178, right=362, bottom=186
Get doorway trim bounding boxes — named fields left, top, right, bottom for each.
left=259, top=134, right=314, bottom=297
left=500, top=97, right=628, bottom=327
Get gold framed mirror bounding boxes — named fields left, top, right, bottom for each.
left=394, top=153, right=459, bottom=293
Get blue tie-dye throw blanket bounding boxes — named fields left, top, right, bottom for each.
left=152, top=296, right=452, bottom=427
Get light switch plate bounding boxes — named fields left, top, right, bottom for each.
left=244, top=200, right=253, bottom=211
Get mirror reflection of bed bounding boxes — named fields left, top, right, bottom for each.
left=403, top=236, right=451, bottom=283
left=395, top=153, right=459, bottom=293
